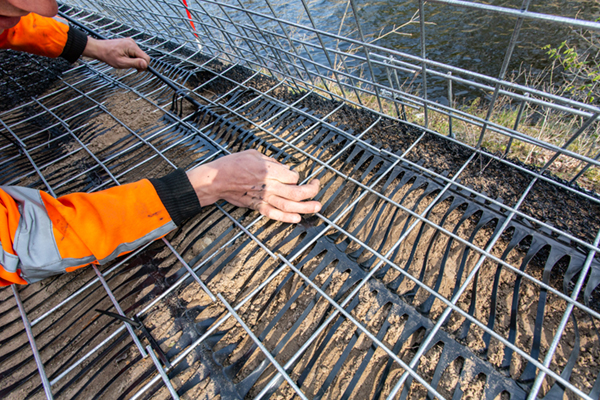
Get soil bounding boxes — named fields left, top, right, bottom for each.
left=1, top=28, right=599, bottom=400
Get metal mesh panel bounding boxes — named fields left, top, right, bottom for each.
left=1, top=1, right=600, bottom=399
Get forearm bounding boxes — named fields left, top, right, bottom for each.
left=0, top=150, right=320, bottom=286
left=0, top=14, right=149, bottom=69
left=0, top=169, right=200, bottom=286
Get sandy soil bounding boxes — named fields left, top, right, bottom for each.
left=0, top=41, right=599, bottom=400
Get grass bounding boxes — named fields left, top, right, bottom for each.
left=297, top=75, right=600, bottom=194
left=429, top=96, right=600, bottom=193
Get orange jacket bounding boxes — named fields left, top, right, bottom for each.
left=0, top=13, right=88, bottom=62
left=1, top=15, right=202, bottom=286
left=0, top=170, right=201, bottom=286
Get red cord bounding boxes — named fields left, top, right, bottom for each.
left=182, top=0, right=199, bottom=38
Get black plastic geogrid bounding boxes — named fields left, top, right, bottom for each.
left=175, top=88, right=600, bottom=399
left=1, top=11, right=600, bottom=399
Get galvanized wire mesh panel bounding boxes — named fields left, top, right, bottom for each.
left=1, top=1, right=600, bottom=400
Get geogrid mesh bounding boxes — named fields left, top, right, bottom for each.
left=1, top=1, right=600, bottom=399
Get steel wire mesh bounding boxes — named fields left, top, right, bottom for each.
left=1, top=1, right=600, bottom=400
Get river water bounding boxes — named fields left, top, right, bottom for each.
left=133, top=0, right=599, bottom=102
left=294, top=0, right=600, bottom=101
left=200, top=0, right=600, bottom=102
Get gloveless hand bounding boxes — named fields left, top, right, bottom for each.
left=83, top=37, right=151, bottom=70
left=187, top=150, right=321, bottom=223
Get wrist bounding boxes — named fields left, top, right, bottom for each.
left=82, top=37, right=103, bottom=61
left=186, top=164, right=221, bottom=207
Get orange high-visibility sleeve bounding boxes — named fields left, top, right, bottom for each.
left=0, top=169, right=201, bottom=286
left=41, top=180, right=172, bottom=263
left=0, top=190, right=26, bottom=285
left=0, top=13, right=88, bottom=62
left=0, top=13, right=68, bottom=57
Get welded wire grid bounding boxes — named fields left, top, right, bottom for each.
left=0, top=0, right=599, bottom=399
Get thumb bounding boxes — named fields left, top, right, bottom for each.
left=116, top=56, right=146, bottom=70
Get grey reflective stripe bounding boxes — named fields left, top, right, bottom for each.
left=97, top=221, right=176, bottom=264
left=23, top=256, right=97, bottom=283
left=1, top=187, right=62, bottom=276
left=52, top=15, right=69, bottom=26
left=0, top=243, right=19, bottom=273
left=1, top=186, right=176, bottom=284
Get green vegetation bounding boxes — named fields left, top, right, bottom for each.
left=297, top=0, right=599, bottom=193
left=305, top=61, right=599, bottom=193
left=543, top=28, right=600, bottom=104
left=427, top=95, right=600, bottom=194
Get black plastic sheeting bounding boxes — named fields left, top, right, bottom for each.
left=136, top=87, right=600, bottom=398
left=1, top=37, right=600, bottom=399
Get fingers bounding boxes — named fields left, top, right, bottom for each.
left=262, top=157, right=298, bottom=184
left=193, top=149, right=321, bottom=224
left=116, top=39, right=150, bottom=70
left=125, top=42, right=151, bottom=70
left=269, top=179, right=320, bottom=202
left=254, top=179, right=321, bottom=223
left=136, top=48, right=151, bottom=69
left=92, top=38, right=151, bottom=70
left=255, top=202, right=304, bottom=224
left=272, top=165, right=299, bottom=185
left=238, top=177, right=320, bottom=223
left=114, top=56, right=144, bottom=70
left=268, top=195, right=321, bottom=214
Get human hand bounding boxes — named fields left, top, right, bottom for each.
left=186, top=150, right=321, bottom=223
left=82, top=37, right=151, bottom=70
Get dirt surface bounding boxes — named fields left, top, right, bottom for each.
left=1, top=32, right=600, bottom=400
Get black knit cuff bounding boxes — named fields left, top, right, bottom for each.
left=59, top=27, right=88, bottom=63
left=149, top=169, right=202, bottom=226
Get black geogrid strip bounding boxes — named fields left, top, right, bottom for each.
left=173, top=73, right=600, bottom=398
left=110, top=53, right=600, bottom=396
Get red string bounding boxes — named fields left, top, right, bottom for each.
left=182, top=0, right=199, bottom=38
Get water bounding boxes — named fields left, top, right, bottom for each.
left=282, top=0, right=600, bottom=102
left=110, top=0, right=600, bottom=102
